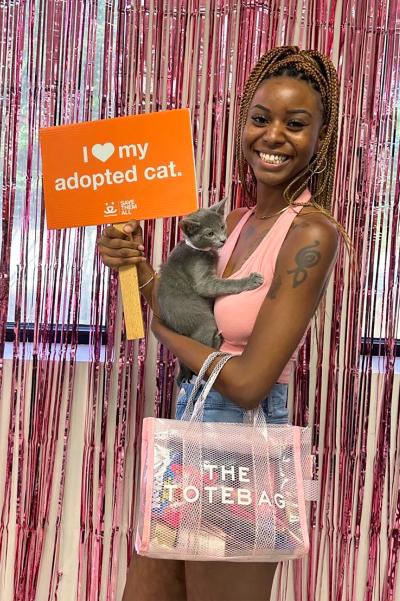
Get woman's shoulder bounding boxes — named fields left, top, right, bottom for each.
left=290, top=205, right=339, bottom=237
left=225, top=207, right=249, bottom=236
left=282, top=206, right=340, bottom=265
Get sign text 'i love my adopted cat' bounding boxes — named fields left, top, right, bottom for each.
left=40, top=109, right=198, bottom=229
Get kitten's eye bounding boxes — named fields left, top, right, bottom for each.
left=207, top=231, right=214, bottom=237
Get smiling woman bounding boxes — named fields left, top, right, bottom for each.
left=242, top=77, right=325, bottom=210
left=106, top=47, right=346, bottom=601
left=93, top=31, right=400, bottom=600
left=96, top=47, right=346, bottom=601
left=2, top=0, right=398, bottom=597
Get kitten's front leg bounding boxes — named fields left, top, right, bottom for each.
left=194, top=273, right=264, bottom=297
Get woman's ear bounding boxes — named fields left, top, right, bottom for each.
left=316, top=124, right=328, bottom=153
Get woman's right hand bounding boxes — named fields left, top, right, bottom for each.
left=97, top=220, right=146, bottom=269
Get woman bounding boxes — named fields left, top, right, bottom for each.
left=98, top=47, right=353, bottom=601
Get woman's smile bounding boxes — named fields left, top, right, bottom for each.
left=255, top=151, right=292, bottom=169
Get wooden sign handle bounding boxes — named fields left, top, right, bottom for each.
left=115, top=223, right=145, bottom=339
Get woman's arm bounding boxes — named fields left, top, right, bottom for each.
left=152, top=215, right=339, bottom=409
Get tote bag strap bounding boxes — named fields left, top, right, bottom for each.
left=189, top=353, right=235, bottom=422
left=180, top=352, right=266, bottom=425
left=180, top=351, right=231, bottom=422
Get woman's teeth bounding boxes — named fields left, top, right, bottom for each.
left=258, top=152, right=289, bottom=165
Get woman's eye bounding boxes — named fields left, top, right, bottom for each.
left=288, top=120, right=306, bottom=129
left=251, top=115, right=268, bottom=125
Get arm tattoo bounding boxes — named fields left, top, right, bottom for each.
left=287, top=240, right=321, bottom=288
left=290, top=221, right=311, bottom=231
left=266, top=274, right=282, bottom=299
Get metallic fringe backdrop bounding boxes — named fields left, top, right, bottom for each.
left=0, top=1, right=399, bottom=600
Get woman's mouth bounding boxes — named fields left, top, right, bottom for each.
left=256, top=151, right=291, bottom=169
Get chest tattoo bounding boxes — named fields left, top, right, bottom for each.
left=243, top=224, right=256, bottom=240
left=287, top=240, right=321, bottom=287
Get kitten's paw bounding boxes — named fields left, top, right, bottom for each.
left=246, top=272, right=264, bottom=289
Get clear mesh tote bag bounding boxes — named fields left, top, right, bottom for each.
left=136, top=352, right=319, bottom=561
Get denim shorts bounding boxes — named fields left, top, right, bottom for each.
left=175, top=380, right=289, bottom=424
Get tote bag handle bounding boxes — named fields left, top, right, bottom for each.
left=189, top=353, right=235, bottom=422
left=180, top=351, right=230, bottom=421
left=180, top=351, right=268, bottom=425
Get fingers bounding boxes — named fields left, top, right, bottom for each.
left=99, top=252, right=147, bottom=269
left=97, top=241, right=145, bottom=263
left=97, top=241, right=147, bottom=267
left=121, top=221, right=139, bottom=235
left=97, top=245, right=143, bottom=258
left=98, top=221, right=145, bottom=270
left=97, top=236, right=143, bottom=250
left=102, top=224, right=129, bottom=240
left=102, top=220, right=142, bottom=239
left=126, top=221, right=144, bottom=244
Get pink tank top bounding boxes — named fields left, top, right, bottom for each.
left=214, top=188, right=312, bottom=384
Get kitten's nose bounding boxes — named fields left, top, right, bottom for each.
left=219, top=237, right=227, bottom=245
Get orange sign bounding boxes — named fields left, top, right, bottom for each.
left=39, top=109, right=198, bottom=229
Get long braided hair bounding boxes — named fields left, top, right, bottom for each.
left=236, top=46, right=357, bottom=273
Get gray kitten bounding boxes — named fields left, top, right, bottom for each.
left=156, top=198, right=264, bottom=384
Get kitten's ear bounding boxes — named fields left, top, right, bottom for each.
left=210, top=197, right=228, bottom=215
left=180, top=218, right=200, bottom=237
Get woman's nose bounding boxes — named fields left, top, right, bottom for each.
left=262, top=122, right=285, bottom=145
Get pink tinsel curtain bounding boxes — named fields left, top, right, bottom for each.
left=0, top=1, right=399, bottom=600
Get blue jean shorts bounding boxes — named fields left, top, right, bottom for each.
left=175, top=380, right=289, bottom=424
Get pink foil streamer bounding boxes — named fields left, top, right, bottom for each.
left=0, top=2, right=399, bottom=600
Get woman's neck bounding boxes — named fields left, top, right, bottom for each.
left=255, top=183, right=288, bottom=215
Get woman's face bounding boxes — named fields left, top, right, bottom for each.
left=241, top=76, right=326, bottom=193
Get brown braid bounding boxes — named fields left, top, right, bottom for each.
left=235, top=46, right=359, bottom=278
